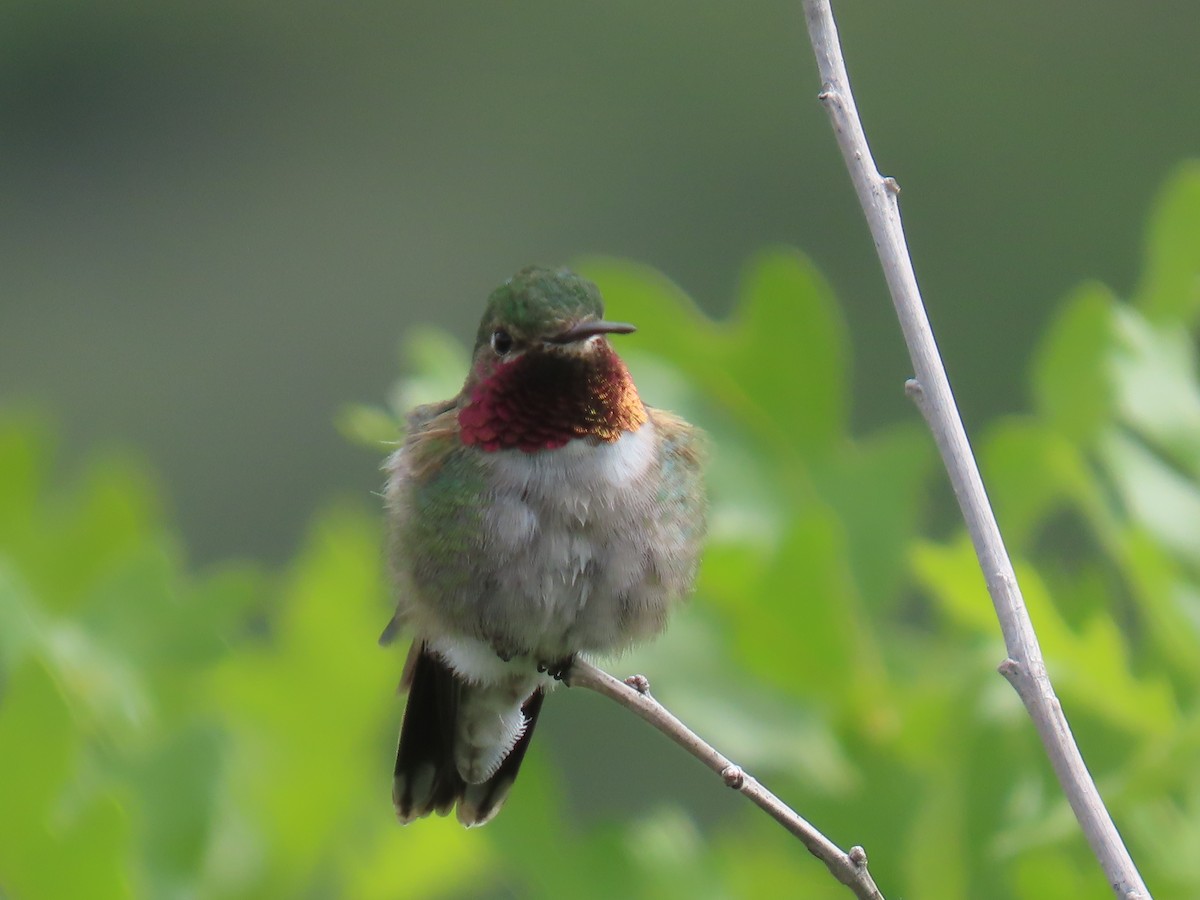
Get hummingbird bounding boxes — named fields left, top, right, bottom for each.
left=383, top=265, right=706, bottom=827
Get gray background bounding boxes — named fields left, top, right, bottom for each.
left=3, top=1, right=1197, bottom=563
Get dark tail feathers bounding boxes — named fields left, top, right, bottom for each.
left=392, top=644, right=544, bottom=827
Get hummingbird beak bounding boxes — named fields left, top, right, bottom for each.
left=546, top=320, right=637, bottom=344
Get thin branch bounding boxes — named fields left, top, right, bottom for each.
left=799, top=2, right=1149, bottom=898
left=566, top=658, right=885, bottom=900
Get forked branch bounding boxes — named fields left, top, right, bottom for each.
left=800, top=2, right=1149, bottom=897
left=567, top=658, right=885, bottom=900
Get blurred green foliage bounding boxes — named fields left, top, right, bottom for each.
left=5, top=163, right=1200, bottom=899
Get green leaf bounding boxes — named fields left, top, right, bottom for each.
left=1014, top=847, right=1106, bottom=900
left=911, top=535, right=997, bottom=636
left=916, top=537, right=1178, bottom=737
left=1110, top=305, right=1200, bottom=475
left=343, top=816, right=497, bottom=900
left=1030, top=282, right=1118, bottom=443
left=130, top=724, right=223, bottom=897
left=0, top=661, right=133, bottom=900
left=579, top=248, right=848, bottom=458
left=726, top=506, right=881, bottom=707
left=1100, top=428, right=1200, bottom=566
left=626, top=610, right=857, bottom=793
left=903, top=747, right=969, bottom=900
left=1126, top=770, right=1200, bottom=892
left=0, top=661, right=76, bottom=857
left=387, top=325, right=472, bottom=418
left=717, top=824, right=850, bottom=898
left=815, top=422, right=933, bottom=613
left=13, top=448, right=162, bottom=616
left=725, top=248, right=848, bottom=454
left=573, top=255, right=720, bottom=371
left=0, top=561, right=42, bottom=672
left=1135, top=161, right=1200, bottom=324
left=48, top=794, right=133, bottom=900
left=1118, top=532, right=1200, bottom=684
left=980, top=418, right=1099, bottom=550
left=335, top=403, right=401, bottom=451
left=0, top=408, right=53, bottom=541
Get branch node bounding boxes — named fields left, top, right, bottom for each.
left=624, top=673, right=651, bottom=694
left=818, top=86, right=836, bottom=102
left=882, top=176, right=901, bottom=195
left=903, top=377, right=923, bottom=399
left=997, top=657, right=1021, bottom=681
left=721, top=764, right=746, bottom=789
left=848, top=845, right=869, bottom=868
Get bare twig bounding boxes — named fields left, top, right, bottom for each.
left=566, top=658, right=885, bottom=900
left=799, top=2, right=1149, bottom=897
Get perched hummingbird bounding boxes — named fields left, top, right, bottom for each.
left=383, top=265, right=706, bottom=827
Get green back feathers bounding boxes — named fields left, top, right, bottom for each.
left=474, top=267, right=605, bottom=349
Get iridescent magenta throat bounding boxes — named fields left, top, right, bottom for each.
left=459, top=346, right=647, bottom=453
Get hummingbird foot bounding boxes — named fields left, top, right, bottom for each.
left=536, top=655, right=576, bottom=681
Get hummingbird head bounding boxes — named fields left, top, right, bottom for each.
left=469, top=266, right=636, bottom=366
left=459, top=266, right=647, bottom=452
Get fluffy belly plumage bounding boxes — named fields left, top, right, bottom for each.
left=470, top=420, right=668, bottom=660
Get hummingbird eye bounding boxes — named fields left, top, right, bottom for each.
left=490, top=329, right=514, bottom=356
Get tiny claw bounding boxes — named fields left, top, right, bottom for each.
left=538, top=656, right=575, bottom=681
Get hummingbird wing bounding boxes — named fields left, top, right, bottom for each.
left=392, top=642, right=462, bottom=821
left=381, top=402, right=475, bottom=643
left=403, top=397, right=457, bottom=434
left=393, top=643, right=545, bottom=827
left=647, top=407, right=708, bottom=579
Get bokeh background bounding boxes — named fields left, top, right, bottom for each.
left=4, top=0, right=1197, bottom=563
left=4, top=3, right=1200, bottom=899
